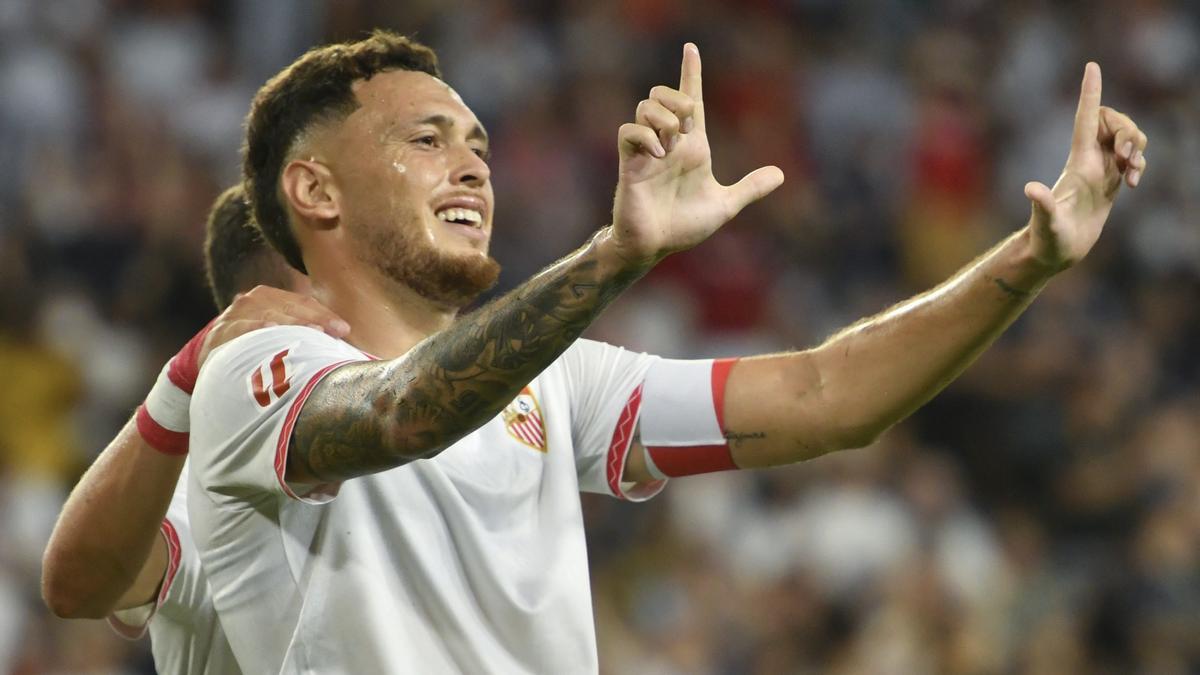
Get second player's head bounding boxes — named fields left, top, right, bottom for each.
left=243, top=30, right=500, bottom=311
left=204, top=184, right=310, bottom=311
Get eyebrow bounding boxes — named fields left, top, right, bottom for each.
left=414, top=114, right=489, bottom=144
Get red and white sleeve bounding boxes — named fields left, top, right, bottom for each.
left=637, top=357, right=739, bottom=478
left=135, top=321, right=213, bottom=455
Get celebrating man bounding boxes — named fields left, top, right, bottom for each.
left=187, top=30, right=1145, bottom=673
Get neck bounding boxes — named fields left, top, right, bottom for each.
left=309, top=258, right=457, bottom=360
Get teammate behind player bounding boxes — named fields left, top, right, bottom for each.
left=40, top=185, right=345, bottom=674
left=186, top=30, right=1146, bottom=673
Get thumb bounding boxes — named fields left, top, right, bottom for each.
left=1024, top=181, right=1055, bottom=231
left=725, top=166, right=785, bottom=215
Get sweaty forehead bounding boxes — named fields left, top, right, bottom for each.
left=349, top=70, right=477, bottom=131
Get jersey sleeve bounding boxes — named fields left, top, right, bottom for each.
left=555, top=339, right=665, bottom=501
left=106, top=482, right=190, bottom=640
left=189, top=326, right=367, bottom=504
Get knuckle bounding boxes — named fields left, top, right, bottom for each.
left=297, top=296, right=322, bottom=311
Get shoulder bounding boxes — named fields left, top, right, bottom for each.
left=205, top=326, right=360, bottom=371
left=196, top=327, right=364, bottom=394
left=549, top=338, right=659, bottom=380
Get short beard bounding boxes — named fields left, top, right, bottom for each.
left=357, top=222, right=500, bottom=310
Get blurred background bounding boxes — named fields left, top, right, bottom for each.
left=1, top=0, right=1198, bottom=673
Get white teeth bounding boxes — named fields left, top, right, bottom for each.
left=435, top=207, right=482, bottom=225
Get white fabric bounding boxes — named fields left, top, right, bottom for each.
left=107, top=464, right=241, bottom=674
left=110, top=601, right=153, bottom=627
left=187, top=326, right=662, bottom=674
left=144, top=362, right=191, bottom=433
left=638, top=358, right=722, bottom=447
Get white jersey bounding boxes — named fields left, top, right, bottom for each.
left=187, top=326, right=664, bottom=674
left=109, top=464, right=241, bottom=674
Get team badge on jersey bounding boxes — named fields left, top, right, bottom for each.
left=503, top=386, right=546, bottom=452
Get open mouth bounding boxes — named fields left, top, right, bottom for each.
left=435, top=207, right=483, bottom=227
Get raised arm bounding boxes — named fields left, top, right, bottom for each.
left=41, top=288, right=347, bottom=618
left=287, top=44, right=784, bottom=484
left=626, top=62, right=1148, bottom=477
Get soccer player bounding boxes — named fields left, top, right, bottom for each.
left=188, top=32, right=1146, bottom=673
left=40, top=186, right=348, bottom=673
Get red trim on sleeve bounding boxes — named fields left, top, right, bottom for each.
left=646, top=443, right=737, bottom=476
left=605, top=384, right=643, bottom=500
left=274, top=360, right=355, bottom=501
left=135, top=404, right=189, bottom=456
left=711, top=358, right=736, bottom=432
left=166, top=320, right=216, bottom=394
left=105, top=518, right=183, bottom=641
left=157, top=518, right=183, bottom=608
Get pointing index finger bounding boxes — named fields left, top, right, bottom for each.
left=1071, top=62, right=1102, bottom=153
left=679, top=43, right=702, bottom=103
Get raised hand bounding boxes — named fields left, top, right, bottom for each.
left=610, top=43, right=785, bottom=266
left=1024, top=62, right=1148, bottom=272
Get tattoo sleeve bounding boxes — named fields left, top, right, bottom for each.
left=289, top=229, right=648, bottom=483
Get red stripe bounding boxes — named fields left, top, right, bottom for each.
left=157, top=519, right=183, bottom=608
left=517, top=419, right=541, bottom=441
left=270, top=349, right=291, bottom=397
left=605, top=385, right=643, bottom=499
left=274, top=361, right=355, bottom=500
left=513, top=422, right=532, bottom=443
left=524, top=421, right=543, bottom=444
left=646, top=443, right=737, bottom=477
left=167, top=320, right=216, bottom=394
left=711, top=358, right=737, bottom=432
left=135, top=404, right=189, bottom=455
left=251, top=369, right=271, bottom=407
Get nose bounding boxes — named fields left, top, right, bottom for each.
left=450, top=144, right=490, bottom=187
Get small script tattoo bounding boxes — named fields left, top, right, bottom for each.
left=988, top=275, right=1032, bottom=300
left=724, top=430, right=767, bottom=445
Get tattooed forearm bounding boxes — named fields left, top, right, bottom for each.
left=289, top=229, right=649, bottom=483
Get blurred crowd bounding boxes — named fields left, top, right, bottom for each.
left=1, top=0, right=1197, bottom=673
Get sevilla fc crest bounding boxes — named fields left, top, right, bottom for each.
left=503, top=386, right=546, bottom=452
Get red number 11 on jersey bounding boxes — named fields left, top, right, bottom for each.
left=251, top=349, right=291, bottom=407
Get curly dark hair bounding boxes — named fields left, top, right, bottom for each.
left=242, top=30, right=441, bottom=273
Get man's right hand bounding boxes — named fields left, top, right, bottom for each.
left=609, top=43, right=784, bottom=267
left=199, top=286, right=349, bottom=367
